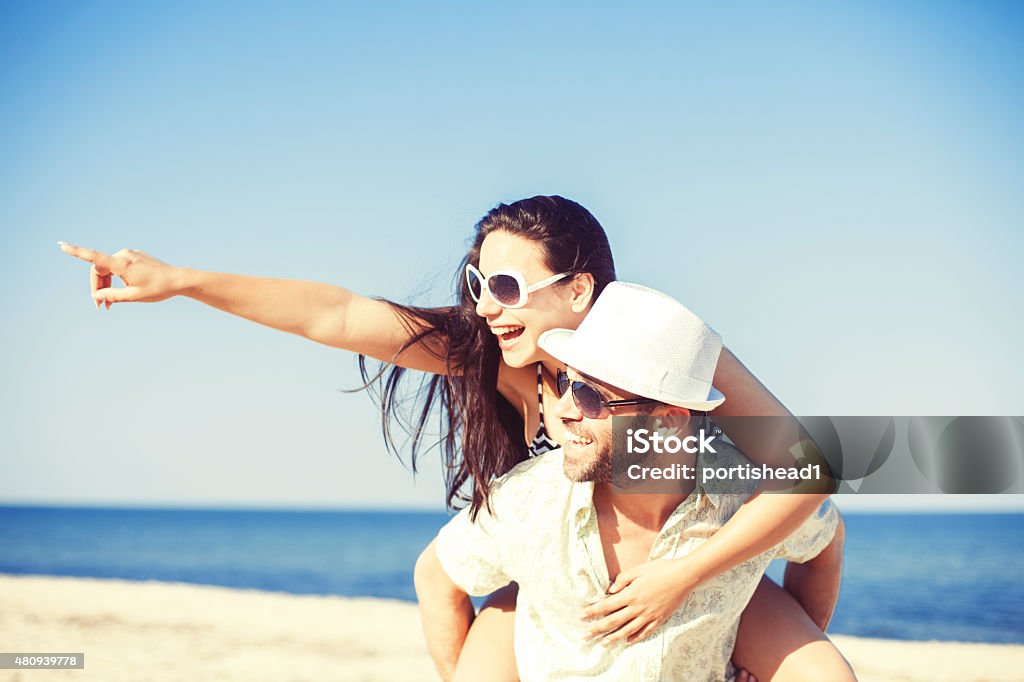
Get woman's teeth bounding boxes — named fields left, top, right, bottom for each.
left=568, top=434, right=593, bottom=446
left=491, top=326, right=525, bottom=340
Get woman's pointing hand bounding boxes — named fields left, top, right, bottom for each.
left=58, top=242, right=184, bottom=309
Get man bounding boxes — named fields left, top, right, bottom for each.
left=415, top=282, right=853, bottom=681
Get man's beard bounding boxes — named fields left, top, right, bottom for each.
left=562, top=415, right=648, bottom=483
left=563, top=437, right=613, bottom=483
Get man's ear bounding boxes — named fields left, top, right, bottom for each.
left=650, top=406, right=694, bottom=435
left=651, top=405, right=691, bottom=419
left=569, top=273, right=596, bottom=314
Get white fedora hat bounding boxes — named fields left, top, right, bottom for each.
left=538, top=282, right=725, bottom=411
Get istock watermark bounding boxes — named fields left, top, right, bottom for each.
left=623, top=461, right=824, bottom=484
left=625, top=427, right=719, bottom=455
left=610, top=415, right=1024, bottom=495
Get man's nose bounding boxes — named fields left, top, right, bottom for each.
left=475, top=289, right=502, bottom=317
left=554, top=386, right=581, bottom=421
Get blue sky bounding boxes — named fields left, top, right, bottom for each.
left=1, top=1, right=1022, bottom=510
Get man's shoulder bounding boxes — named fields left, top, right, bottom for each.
left=702, top=440, right=752, bottom=469
left=476, top=449, right=570, bottom=528
left=696, top=440, right=760, bottom=507
left=489, top=448, right=568, bottom=501
left=495, top=447, right=566, bottom=485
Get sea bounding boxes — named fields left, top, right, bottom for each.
left=1, top=506, right=1022, bottom=644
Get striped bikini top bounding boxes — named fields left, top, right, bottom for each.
left=528, top=362, right=560, bottom=457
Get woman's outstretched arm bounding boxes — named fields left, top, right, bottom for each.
left=58, top=243, right=450, bottom=373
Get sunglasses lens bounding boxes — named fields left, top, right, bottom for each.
left=556, top=370, right=570, bottom=397
left=466, top=268, right=483, bottom=302
left=487, top=273, right=522, bottom=307
left=573, top=383, right=605, bottom=419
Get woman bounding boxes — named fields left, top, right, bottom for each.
left=59, top=195, right=853, bottom=681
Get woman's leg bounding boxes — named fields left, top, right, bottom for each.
left=733, top=576, right=857, bottom=682
left=451, top=583, right=519, bottom=682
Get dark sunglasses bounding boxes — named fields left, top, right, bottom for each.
left=556, top=369, right=659, bottom=419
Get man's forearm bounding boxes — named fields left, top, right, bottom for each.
left=414, top=543, right=477, bottom=680
left=420, top=590, right=475, bottom=680
left=782, top=515, right=845, bottom=630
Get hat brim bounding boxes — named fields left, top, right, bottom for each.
left=537, top=327, right=575, bottom=368
left=538, top=328, right=726, bottom=412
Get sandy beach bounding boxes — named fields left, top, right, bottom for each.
left=1, top=574, right=1021, bottom=682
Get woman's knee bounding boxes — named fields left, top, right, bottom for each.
left=773, top=640, right=857, bottom=682
left=734, top=577, right=857, bottom=681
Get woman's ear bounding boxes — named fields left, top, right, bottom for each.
left=569, top=273, right=596, bottom=313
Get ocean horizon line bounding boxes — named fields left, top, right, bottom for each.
left=3, top=500, right=1024, bottom=515
left=0, top=501, right=453, bottom=514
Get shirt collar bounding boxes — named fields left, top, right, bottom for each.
left=693, top=477, right=724, bottom=511
left=568, top=479, right=596, bottom=530
left=688, top=448, right=727, bottom=510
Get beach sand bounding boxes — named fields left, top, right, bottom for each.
left=1, top=574, right=1021, bottom=682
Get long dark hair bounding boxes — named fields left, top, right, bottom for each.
left=358, top=195, right=616, bottom=517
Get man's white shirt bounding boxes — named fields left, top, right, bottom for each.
left=435, top=444, right=839, bottom=682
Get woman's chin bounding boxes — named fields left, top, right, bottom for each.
left=500, top=343, right=539, bottom=368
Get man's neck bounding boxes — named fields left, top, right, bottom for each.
left=592, top=448, right=701, bottom=530
left=590, top=482, right=693, bottom=582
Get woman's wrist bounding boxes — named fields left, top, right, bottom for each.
left=174, top=266, right=204, bottom=298
left=672, top=556, right=706, bottom=593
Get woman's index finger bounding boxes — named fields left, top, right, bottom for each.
left=58, top=242, right=116, bottom=270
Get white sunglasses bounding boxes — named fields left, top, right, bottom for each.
left=465, top=264, right=569, bottom=309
